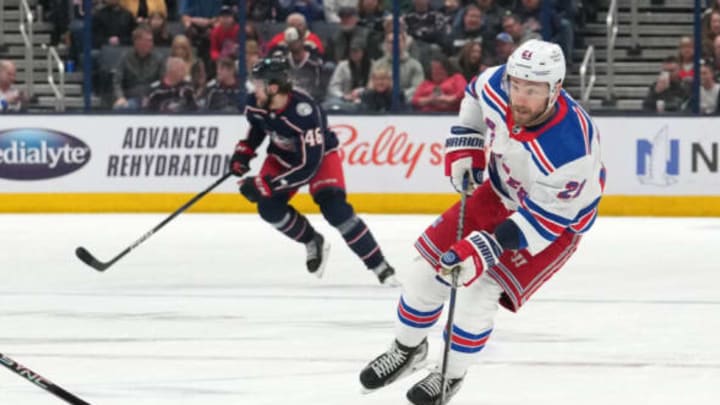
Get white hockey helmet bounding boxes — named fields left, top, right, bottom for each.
left=505, top=39, right=566, bottom=110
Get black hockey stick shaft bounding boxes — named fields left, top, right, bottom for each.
left=76, top=172, right=233, bottom=272
left=0, top=353, right=91, bottom=405
left=439, top=174, right=469, bottom=405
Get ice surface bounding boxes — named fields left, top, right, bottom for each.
left=1, top=214, right=718, bottom=404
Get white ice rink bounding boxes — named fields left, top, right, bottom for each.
left=1, top=213, right=719, bottom=405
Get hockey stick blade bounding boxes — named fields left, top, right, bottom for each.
left=75, top=247, right=110, bottom=272
left=74, top=173, right=232, bottom=273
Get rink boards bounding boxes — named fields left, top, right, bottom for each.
left=0, top=115, right=718, bottom=216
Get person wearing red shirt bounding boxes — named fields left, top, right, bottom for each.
left=266, top=13, right=325, bottom=56
left=412, top=56, right=467, bottom=112
left=210, top=6, right=240, bottom=61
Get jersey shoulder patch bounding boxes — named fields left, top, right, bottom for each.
left=296, top=102, right=313, bottom=117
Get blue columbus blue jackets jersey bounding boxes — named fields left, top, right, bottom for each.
left=243, top=89, right=340, bottom=191
left=459, top=65, right=606, bottom=254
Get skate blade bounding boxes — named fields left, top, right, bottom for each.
left=359, top=359, right=428, bottom=395
left=311, top=242, right=331, bottom=279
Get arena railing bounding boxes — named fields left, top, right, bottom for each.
left=0, top=0, right=5, bottom=50
left=604, top=0, right=618, bottom=107
left=579, top=45, right=596, bottom=109
left=19, top=0, right=34, bottom=99
left=44, top=44, right=65, bottom=112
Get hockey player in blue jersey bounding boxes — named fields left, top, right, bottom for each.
left=229, top=56, right=398, bottom=286
left=359, top=40, right=606, bottom=404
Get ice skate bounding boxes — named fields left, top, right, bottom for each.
left=406, top=371, right=464, bottom=405
left=372, top=261, right=400, bottom=286
left=305, top=233, right=330, bottom=278
left=359, top=339, right=428, bottom=392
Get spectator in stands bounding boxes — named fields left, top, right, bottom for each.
left=325, top=0, right=361, bottom=22
left=446, top=4, right=492, bottom=56
left=247, top=0, right=279, bottom=22
left=0, top=60, right=26, bottom=113
left=246, top=22, right=264, bottom=54
left=405, top=0, right=450, bottom=49
left=703, top=11, right=720, bottom=56
left=145, top=57, right=197, bottom=112
left=502, top=13, right=540, bottom=46
left=361, top=64, right=405, bottom=112
left=451, top=40, right=484, bottom=81
left=688, top=61, right=720, bottom=114
left=113, top=25, right=163, bottom=109
left=709, top=36, right=720, bottom=79
left=205, top=57, right=242, bottom=112
left=326, top=7, right=370, bottom=64
left=323, top=37, right=371, bottom=112
left=360, top=0, right=389, bottom=60
left=210, top=6, right=240, bottom=62
left=170, top=35, right=200, bottom=80
left=39, top=0, right=71, bottom=46
left=514, top=0, right=574, bottom=63
left=180, top=0, right=223, bottom=70
left=412, top=54, right=466, bottom=112
left=278, top=0, right=324, bottom=24
left=149, top=11, right=173, bottom=47
left=120, top=0, right=167, bottom=23
left=642, top=56, right=690, bottom=113
left=92, top=0, right=136, bottom=48
left=677, top=36, right=694, bottom=83
left=266, top=13, right=326, bottom=56
left=476, top=0, right=507, bottom=37
left=191, top=59, right=208, bottom=107
left=703, top=0, right=720, bottom=34
left=371, top=32, right=425, bottom=101
left=493, top=31, right=515, bottom=64
left=283, top=27, right=326, bottom=101
left=442, top=0, right=463, bottom=31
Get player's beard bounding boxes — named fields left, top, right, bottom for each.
left=511, top=105, right=542, bottom=126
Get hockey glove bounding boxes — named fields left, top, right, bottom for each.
left=444, top=126, right=486, bottom=195
left=239, top=175, right=274, bottom=203
left=439, top=231, right=502, bottom=287
left=229, top=141, right=256, bottom=177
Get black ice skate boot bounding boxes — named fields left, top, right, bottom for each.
left=359, top=339, right=428, bottom=391
left=371, top=261, right=400, bottom=286
left=406, top=371, right=465, bottom=405
left=305, top=233, right=330, bottom=278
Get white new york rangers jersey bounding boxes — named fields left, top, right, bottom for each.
left=460, top=65, right=606, bottom=255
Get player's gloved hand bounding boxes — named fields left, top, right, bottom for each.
left=444, top=126, right=485, bottom=195
left=229, top=141, right=255, bottom=177
left=239, top=175, right=274, bottom=203
left=438, top=231, right=502, bottom=287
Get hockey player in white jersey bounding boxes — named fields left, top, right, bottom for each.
left=358, top=39, right=606, bottom=404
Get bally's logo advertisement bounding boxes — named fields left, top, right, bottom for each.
left=0, top=128, right=91, bottom=180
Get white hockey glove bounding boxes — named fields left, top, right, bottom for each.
left=444, top=126, right=486, bottom=195
left=438, top=231, right=502, bottom=287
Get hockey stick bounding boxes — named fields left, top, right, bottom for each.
left=439, top=174, right=469, bottom=405
left=75, top=172, right=233, bottom=272
left=0, top=352, right=91, bottom=405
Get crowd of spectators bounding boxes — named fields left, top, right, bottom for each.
left=18, top=0, right=595, bottom=113
left=641, top=0, right=720, bottom=114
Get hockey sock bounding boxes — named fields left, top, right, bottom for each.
left=336, top=215, right=385, bottom=269
left=443, top=325, right=493, bottom=378
left=395, top=295, right=443, bottom=348
left=269, top=207, right=316, bottom=244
